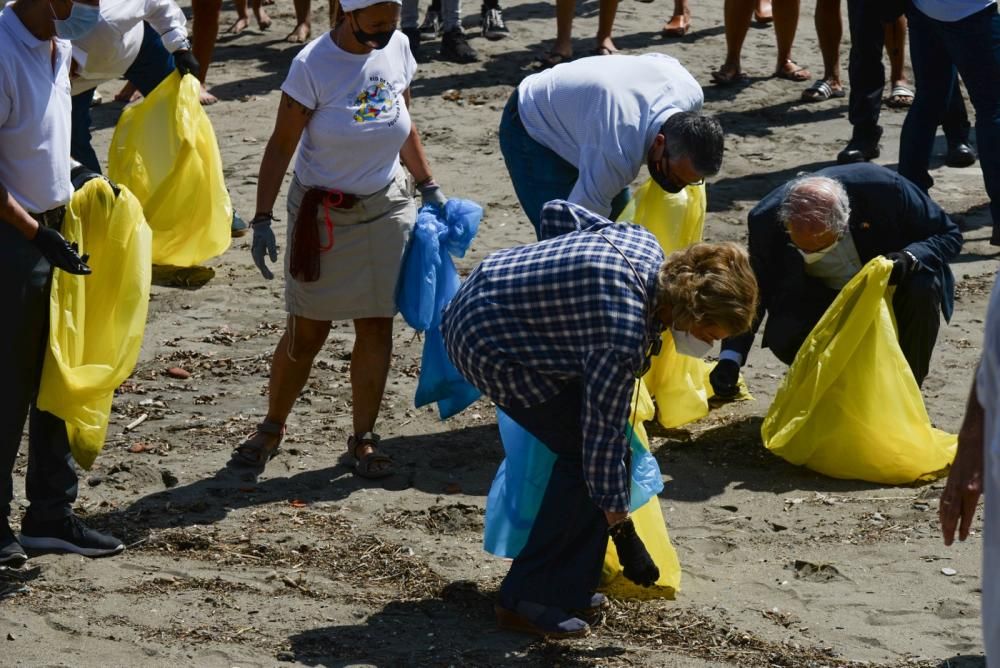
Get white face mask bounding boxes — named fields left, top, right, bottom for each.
left=798, top=238, right=839, bottom=265
left=671, top=327, right=714, bottom=358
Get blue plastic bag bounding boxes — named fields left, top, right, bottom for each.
left=397, top=209, right=442, bottom=331
left=483, top=410, right=557, bottom=558
left=400, top=199, right=484, bottom=419
left=483, top=409, right=664, bottom=558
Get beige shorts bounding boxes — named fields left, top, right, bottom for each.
left=284, top=170, right=415, bottom=321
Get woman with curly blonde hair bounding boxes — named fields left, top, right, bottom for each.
left=441, top=199, right=757, bottom=638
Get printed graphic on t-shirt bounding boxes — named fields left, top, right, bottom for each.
left=352, top=77, right=401, bottom=127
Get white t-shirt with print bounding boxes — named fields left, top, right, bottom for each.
left=281, top=31, right=416, bottom=196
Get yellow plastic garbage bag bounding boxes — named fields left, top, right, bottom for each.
left=601, top=382, right=682, bottom=599
left=761, top=257, right=956, bottom=484
left=108, top=71, right=231, bottom=267
left=37, top=179, right=153, bottom=470
left=618, top=179, right=749, bottom=428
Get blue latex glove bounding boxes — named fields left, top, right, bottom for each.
left=251, top=216, right=278, bottom=280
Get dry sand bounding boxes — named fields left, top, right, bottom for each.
left=2, top=0, right=996, bottom=665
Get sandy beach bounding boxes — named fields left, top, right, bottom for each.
left=2, top=0, right=996, bottom=665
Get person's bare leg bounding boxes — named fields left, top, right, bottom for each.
left=254, top=316, right=333, bottom=451
left=885, top=14, right=908, bottom=90
left=773, top=0, right=809, bottom=80
left=714, top=0, right=754, bottom=81
left=595, top=0, right=619, bottom=53
left=227, top=0, right=251, bottom=34
left=754, top=0, right=772, bottom=22
left=192, top=0, right=221, bottom=104
left=349, top=317, right=394, bottom=472
left=663, top=0, right=690, bottom=35
left=287, top=0, right=312, bottom=42
left=551, top=0, right=575, bottom=60
left=813, top=0, right=842, bottom=87
left=254, top=0, right=272, bottom=29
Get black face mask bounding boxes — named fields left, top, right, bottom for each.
left=647, top=150, right=685, bottom=194
left=351, top=14, right=395, bottom=50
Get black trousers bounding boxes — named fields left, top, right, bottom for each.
left=766, top=271, right=942, bottom=387
left=846, top=0, right=970, bottom=144
left=498, top=382, right=612, bottom=611
left=0, top=221, right=79, bottom=523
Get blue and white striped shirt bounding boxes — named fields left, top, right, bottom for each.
left=442, top=201, right=665, bottom=512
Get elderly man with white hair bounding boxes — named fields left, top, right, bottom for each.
left=709, top=163, right=962, bottom=398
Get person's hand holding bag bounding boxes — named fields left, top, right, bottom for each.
left=609, top=516, right=659, bottom=586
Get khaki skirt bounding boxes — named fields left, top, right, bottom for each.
left=284, top=170, right=416, bottom=321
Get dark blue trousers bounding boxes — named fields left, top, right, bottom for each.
left=498, top=383, right=611, bottom=611
left=498, top=93, right=631, bottom=240
left=899, top=2, right=1000, bottom=238
left=0, top=220, right=79, bottom=523
left=71, top=22, right=176, bottom=173
left=846, top=0, right=969, bottom=143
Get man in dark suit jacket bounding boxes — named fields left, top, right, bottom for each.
left=709, top=163, right=963, bottom=396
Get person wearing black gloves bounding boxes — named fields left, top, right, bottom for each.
left=442, top=200, right=758, bottom=637
left=710, top=163, right=962, bottom=400
left=0, top=0, right=124, bottom=568
left=68, top=0, right=197, bottom=174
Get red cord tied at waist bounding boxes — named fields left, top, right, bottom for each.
left=289, top=187, right=358, bottom=282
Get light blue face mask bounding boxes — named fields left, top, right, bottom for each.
left=52, top=0, right=101, bottom=41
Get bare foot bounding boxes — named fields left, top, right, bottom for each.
left=754, top=0, right=773, bottom=22
left=662, top=11, right=690, bottom=36
left=200, top=84, right=219, bottom=106
left=286, top=22, right=311, bottom=43
left=775, top=59, right=811, bottom=82
left=114, top=81, right=137, bottom=103
left=227, top=15, right=250, bottom=34
left=256, top=8, right=271, bottom=30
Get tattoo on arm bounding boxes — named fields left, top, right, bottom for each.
left=282, top=93, right=314, bottom=117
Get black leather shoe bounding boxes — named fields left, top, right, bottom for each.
left=945, top=141, right=977, bottom=168
left=837, top=131, right=882, bottom=164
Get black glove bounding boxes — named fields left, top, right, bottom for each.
left=174, top=50, right=201, bottom=77
left=885, top=251, right=915, bottom=286
left=251, top=216, right=278, bottom=280
left=33, top=227, right=91, bottom=275
left=709, top=358, right=741, bottom=399
left=70, top=164, right=121, bottom=197
left=609, top=517, right=659, bottom=587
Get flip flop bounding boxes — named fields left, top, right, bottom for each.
left=774, top=64, right=811, bottom=82
left=537, top=50, right=572, bottom=69
left=592, top=46, right=617, bottom=56
left=662, top=14, right=690, bottom=37
left=711, top=67, right=750, bottom=86
left=885, top=83, right=914, bottom=109
left=801, top=79, right=845, bottom=102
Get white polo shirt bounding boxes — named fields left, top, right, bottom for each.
left=977, top=270, right=1000, bottom=664
left=517, top=53, right=704, bottom=218
left=913, top=0, right=995, bottom=22
left=0, top=6, right=73, bottom=214
left=71, top=0, right=189, bottom=95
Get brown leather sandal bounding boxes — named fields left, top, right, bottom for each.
left=346, top=432, right=394, bottom=479
left=230, top=420, right=285, bottom=468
